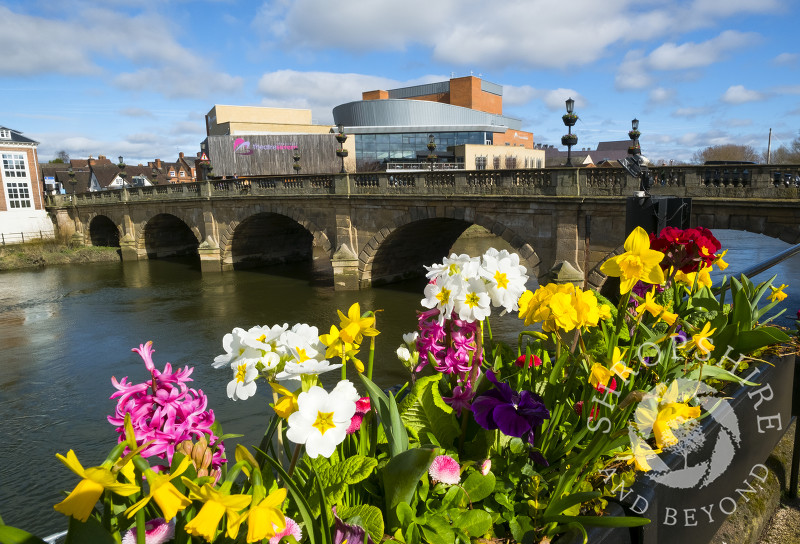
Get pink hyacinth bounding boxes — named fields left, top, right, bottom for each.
left=108, top=341, right=224, bottom=471
left=270, top=516, right=303, bottom=544
left=416, top=310, right=483, bottom=375
left=429, top=455, right=461, bottom=485
left=121, top=518, right=174, bottom=544
left=346, top=397, right=371, bottom=434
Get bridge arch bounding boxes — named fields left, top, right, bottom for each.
left=358, top=208, right=541, bottom=287
left=88, top=214, right=121, bottom=247
left=218, top=210, right=333, bottom=277
left=139, top=213, right=200, bottom=259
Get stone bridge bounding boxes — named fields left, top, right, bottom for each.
left=46, top=164, right=800, bottom=289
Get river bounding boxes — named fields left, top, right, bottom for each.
left=1, top=230, right=798, bottom=537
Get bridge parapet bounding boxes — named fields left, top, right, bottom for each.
left=44, top=164, right=800, bottom=209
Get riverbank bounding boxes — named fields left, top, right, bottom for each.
left=0, top=241, right=120, bottom=271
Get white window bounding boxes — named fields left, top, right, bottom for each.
left=0, top=129, right=10, bottom=139
left=169, top=170, right=175, bottom=177
left=3, top=153, right=32, bottom=209
left=179, top=170, right=185, bottom=177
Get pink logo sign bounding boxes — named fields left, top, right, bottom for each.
left=233, top=138, right=253, bottom=155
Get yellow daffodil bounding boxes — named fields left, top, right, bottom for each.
left=635, top=289, right=678, bottom=326
left=684, top=322, right=716, bottom=354
left=609, top=348, right=634, bottom=381
left=589, top=363, right=614, bottom=390
left=337, top=303, right=379, bottom=344
left=768, top=283, right=788, bottom=303
left=675, top=265, right=713, bottom=292
left=519, top=283, right=607, bottom=332
left=620, top=441, right=662, bottom=472
left=714, top=249, right=729, bottom=271
left=549, top=292, right=579, bottom=332
left=246, top=488, right=287, bottom=543
left=598, top=303, right=612, bottom=321
left=651, top=402, right=701, bottom=449
left=182, top=479, right=252, bottom=542
left=53, top=450, right=140, bottom=522
left=270, top=382, right=300, bottom=418
left=600, top=226, right=665, bottom=294
left=126, top=456, right=192, bottom=521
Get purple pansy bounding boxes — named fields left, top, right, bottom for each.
left=471, top=370, right=550, bottom=446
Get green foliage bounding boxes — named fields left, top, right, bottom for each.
left=398, top=374, right=460, bottom=448
left=338, top=504, right=384, bottom=544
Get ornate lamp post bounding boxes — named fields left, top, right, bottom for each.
left=292, top=149, right=302, bottom=173
left=335, top=123, right=348, bottom=174
left=561, top=98, right=578, bottom=167
left=427, top=134, right=437, bottom=171
left=68, top=166, right=77, bottom=196
left=628, top=118, right=641, bottom=157
left=117, top=156, right=127, bottom=189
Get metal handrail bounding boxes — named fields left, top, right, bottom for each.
left=735, top=242, right=800, bottom=280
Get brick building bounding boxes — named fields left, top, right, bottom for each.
left=0, top=126, right=53, bottom=241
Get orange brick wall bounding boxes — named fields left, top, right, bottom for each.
left=492, top=129, right=535, bottom=149
left=449, top=77, right=503, bottom=115
left=0, top=146, right=43, bottom=211
left=362, top=90, right=389, bottom=100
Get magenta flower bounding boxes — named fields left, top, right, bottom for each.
left=429, top=455, right=461, bottom=485
left=480, top=459, right=492, bottom=475
left=270, top=516, right=302, bottom=544
left=346, top=396, right=371, bottom=434
left=471, top=370, right=550, bottom=446
left=121, top=518, right=174, bottom=544
left=108, top=342, right=224, bottom=471
left=443, top=384, right=474, bottom=416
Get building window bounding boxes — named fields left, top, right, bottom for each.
left=536, top=159, right=543, bottom=169
left=169, top=170, right=175, bottom=177
left=475, top=156, right=487, bottom=170
left=179, top=170, right=185, bottom=177
left=0, top=129, right=10, bottom=139
left=3, top=152, right=32, bottom=209
left=505, top=156, right=517, bottom=169
left=493, top=156, right=501, bottom=169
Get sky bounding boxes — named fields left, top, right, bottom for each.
left=1, top=0, right=798, bottom=166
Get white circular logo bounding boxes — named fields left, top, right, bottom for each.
left=629, top=378, right=741, bottom=489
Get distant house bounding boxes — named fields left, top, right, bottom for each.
left=88, top=164, right=160, bottom=191
left=0, top=125, right=54, bottom=241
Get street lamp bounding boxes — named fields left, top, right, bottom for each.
left=628, top=118, right=641, bottom=156
left=68, top=166, right=77, bottom=196
left=117, top=156, right=127, bottom=190
left=427, top=134, right=437, bottom=171
left=561, top=98, right=578, bottom=167
left=292, top=149, right=302, bottom=173
left=335, top=124, right=348, bottom=174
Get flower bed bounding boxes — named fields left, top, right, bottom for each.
left=1, top=227, right=795, bottom=544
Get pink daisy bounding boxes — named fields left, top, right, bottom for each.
left=121, top=518, right=174, bottom=544
left=270, top=516, right=303, bottom=544
left=429, top=455, right=460, bottom=485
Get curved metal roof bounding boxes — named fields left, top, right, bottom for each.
left=332, top=99, right=521, bottom=133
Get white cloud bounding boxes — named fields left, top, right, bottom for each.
left=673, top=107, right=713, bottom=118
left=615, top=51, right=653, bottom=91
left=120, top=108, right=155, bottom=118
left=721, top=85, right=766, bottom=104
left=649, top=87, right=676, bottom=105
left=504, top=85, right=585, bottom=111
left=0, top=5, right=242, bottom=99
left=647, top=31, right=757, bottom=70
left=256, top=70, right=444, bottom=124
left=773, top=52, right=798, bottom=66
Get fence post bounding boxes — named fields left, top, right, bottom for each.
left=21, top=232, right=24, bottom=243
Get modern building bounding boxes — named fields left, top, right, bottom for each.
left=202, top=104, right=352, bottom=178
left=332, top=76, right=544, bottom=171
left=0, top=126, right=53, bottom=242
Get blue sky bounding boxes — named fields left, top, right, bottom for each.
left=1, top=0, right=798, bottom=166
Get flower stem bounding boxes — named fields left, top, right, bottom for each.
left=287, top=443, right=303, bottom=478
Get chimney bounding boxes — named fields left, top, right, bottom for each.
left=88, top=155, right=95, bottom=166
left=156, top=159, right=162, bottom=169
left=98, top=155, right=106, bottom=160
left=179, top=152, right=184, bottom=159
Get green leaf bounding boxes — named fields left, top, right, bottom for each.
left=338, top=504, right=385, bottom=544
left=314, top=455, right=378, bottom=506
left=420, top=519, right=454, bottom=544
left=686, top=364, right=759, bottom=385
left=383, top=448, right=436, bottom=531
left=543, top=491, right=601, bottom=517
left=461, top=470, right=496, bottom=503
left=398, top=375, right=460, bottom=449
left=359, top=374, right=409, bottom=456
left=509, top=515, right=535, bottom=543
left=450, top=509, right=492, bottom=538
left=396, top=502, right=415, bottom=528
left=64, top=516, right=117, bottom=544
left=541, top=514, right=650, bottom=527
left=0, top=525, right=49, bottom=544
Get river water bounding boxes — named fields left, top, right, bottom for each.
left=1, top=230, right=798, bottom=536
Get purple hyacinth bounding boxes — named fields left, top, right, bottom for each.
left=471, top=370, right=550, bottom=446
left=108, top=341, right=224, bottom=471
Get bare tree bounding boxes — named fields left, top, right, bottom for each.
left=767, top=134, right=800, bottom=164
left=691, top=144, right=761, bottom=164
left=50, top=150, right=70, bottom=164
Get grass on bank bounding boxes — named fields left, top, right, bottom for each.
left=0, top=236, right=121, bottom=271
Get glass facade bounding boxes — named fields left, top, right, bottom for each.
left=354, top=131, right=491, bottom=166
